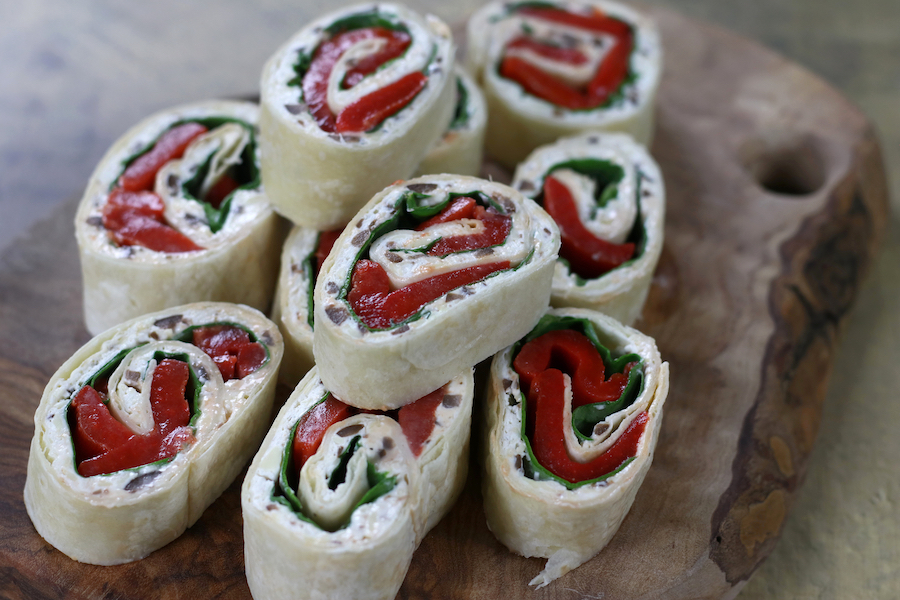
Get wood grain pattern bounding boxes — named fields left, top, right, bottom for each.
left=0, top=6, right=888, bottom=599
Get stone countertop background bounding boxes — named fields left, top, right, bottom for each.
left=1, top=1, right=897, bottom=598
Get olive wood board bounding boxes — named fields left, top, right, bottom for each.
left=0, top=6, right=888, bottom=600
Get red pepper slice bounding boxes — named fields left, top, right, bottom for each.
left=335, top=71, right=427, bottom=133
left=70, top=385, right=135, bottom=460
left=292, top=396, right=354, bottom=472
left=413, top=197, right=512, bottom=256
left=507, top=36, right=589, bottom=65
left=192, top=325, right=266, bottom=381
left=415, top=197, right=478, bottom=230
left=118, top=122, right=209, bottom=192
left=500, top=7, right=633, bottom=109
left=342, top=31, right=412, bottom=88
left=78, top=427, right=194, bottom=479
left=290, top=384, right=446, bottom=473
left=204, top=173, right=240, bottom=209
left=542, top=175, right=634, bottom=278
left=397, top=387, right=444, bottom=457
left=104, top=212, right=204, bottom=254
left=149, top=358, right=192, bottom=436
left=315, top=230, right=343, bottom=276
left=528, top=367, right=647, bottom=483
left=102, top=188, right=203, bottom=253
left=73, top=358, right=196, bottom=477
left=303, top=27, right=415, bottom=133
left=586, top=34, right=633, bottom=105
left=500, top=56, right=587, bottom=110
left=236, top=343, right=268, bottom=379
left=514, top=329, right=632, bottom=436
left=514, top=329, right=609, bottom=407
left=348, top=259, right=511, bottom=329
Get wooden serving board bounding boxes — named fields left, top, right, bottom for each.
left=0, top=6, right=888, bottom=599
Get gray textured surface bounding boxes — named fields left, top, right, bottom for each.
left=1, top=1, right=898, bottom=598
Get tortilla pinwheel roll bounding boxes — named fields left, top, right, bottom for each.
left=259, top=3, right=456, bottom=229
left=75, top=100, right=282, bottom=336
left=414, top=66, right=487, bottom=177
left=466, top=0, right=662, bottom=168
left=482, top=308, right=669, bottom=587
left=512, top=132, right=664, bottom=325
left=271, top=226, right=343, bottom=386
left=313, top=174, right=560, bottom=410
left=24, top=302, right=283, bottom=565
left=242, top=366, right=472, bottom=600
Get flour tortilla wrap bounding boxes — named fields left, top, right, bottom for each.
left=75, top=101, right=282, bottom=336
left=242, top=366, right=472, bottom=600
left=271, top=225, right=321, bottom=386
left=259, top=3, right=456, bottom=228
left=24, top=302, right=283, bottom=565
left=482, top=308, right=669, bottom=587
left=467, top=0, right=662, bottom=168
left=313, top=174, right=560, bottom=410
left=512, top=132, right=664, bottom=325
left=414, top=65, right=487, bottom=177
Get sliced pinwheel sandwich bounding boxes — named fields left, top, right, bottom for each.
left=313, top=174, right=560, bottom=410
left=271, top=226, right=342, bottom=386
left=512, top=132, right=664, bottom=325
left=75, top=100, right=282, bottom=336
left=414, top=65, right=488, bottom=178
left=259, top=3, right=456, bottom=228
left=24, top=302, right=283, bottom=565
left=242, top=366, right=472, bottom=600
left=467, top=0, right=662, bottom=168
left=481, top=308, right=668, bottom=587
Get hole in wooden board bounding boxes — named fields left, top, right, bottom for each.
left=739, top=132, right=827, bottom=197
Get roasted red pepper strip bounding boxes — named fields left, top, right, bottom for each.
left=292, top=396, right=354, bottom=472
left=514, top=329, right=632, bottom=437
left=528, top=367, right=647, bottom=483
left=415, top=197, right=478, bottom=230
left=204, top=173, right=240, bottom=209
left=315, top=230, right=343, bottom=276
left=515, top=329, right=611, bottom=407
left=303, top=27, right=416, bottom=133
left=102, top=188, right=203, bottom=253
left=105, top=121, right=210, bottom=253
left=507, top=36, right=588, bottom=65
left=336, top=71, right=427, bottom=133
left=291, top=385, right=446, bottom=473
left=500, top=7, right=633, bottom=109
left=118, top=122, right=208, bottom=192
left=342, top=31, right=412, bottom=88
left=500, top=56, right=587, bottom=110
left=192, top=325, right=266, bottom=381
left=149, top=358, right=193, bottom=436
left=348, top=259, right=511, bottom=329
left=514, top=329, right=639, bottom=483
left=73, top=358, right=195, bottom=477
left=71, top=385, right=135, bottom=460
left=397, top=387, right=444, bottom=457
left=413, top=197, right=512, bottom=256
left=304, top=28, right=384, bottom=132
left=586, top=34, right=633, bottom=105
left=542, top=175, right=634, bottom=278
